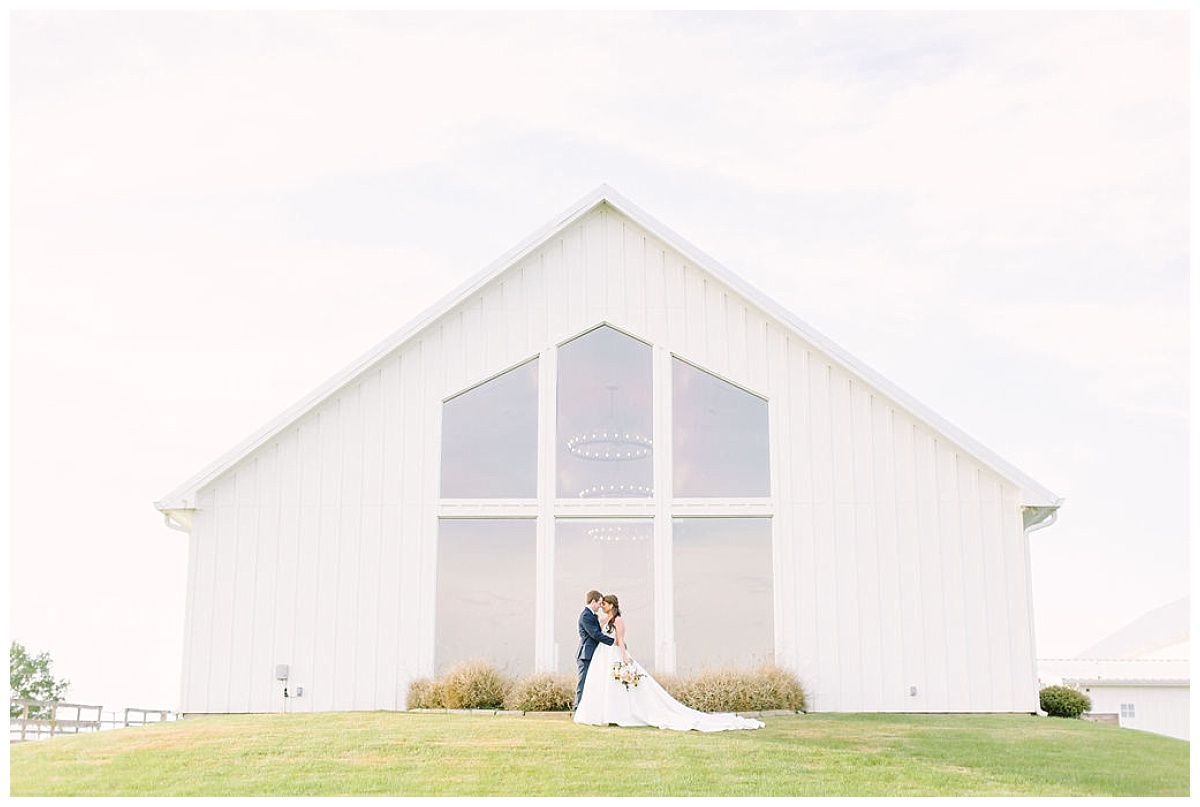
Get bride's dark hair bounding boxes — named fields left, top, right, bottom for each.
left=601, top=594, right=621, bottom=631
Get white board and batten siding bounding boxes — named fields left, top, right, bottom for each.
left=173, top=193, right=1047, bottom=715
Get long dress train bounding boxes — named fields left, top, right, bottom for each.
left=573, top=631, right=764, bottom=732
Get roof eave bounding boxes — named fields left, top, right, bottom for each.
left=1064, top=678, right=1191, bottom=688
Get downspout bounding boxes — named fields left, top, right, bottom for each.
left=158, top=506, right=195, bottom=533
left=1023, top=502, right=1063, bottom=533
left=1021, top=500, right=1062, bottom=712
left=163, top=513, right=190, bottom=533
left=1025, top=508, right=1058, bottom=534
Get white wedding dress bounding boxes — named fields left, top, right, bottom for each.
left=573, top=627, right=764, bottom=732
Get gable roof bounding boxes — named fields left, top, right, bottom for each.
left=155, top=184, right=1062, bottom=518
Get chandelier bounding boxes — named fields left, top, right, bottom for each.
left=566, top=432, right=653, bottom=461
left=568, top=386, right=653, bottom=500
left=577, top=483, right=654, bottom=498
left=587, top=523, right=652, bottom=542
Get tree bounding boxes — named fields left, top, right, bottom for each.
left=10, top=642, right=70, bottom=718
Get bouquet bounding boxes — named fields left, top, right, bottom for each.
left=612, top=660, right=642, bottom=690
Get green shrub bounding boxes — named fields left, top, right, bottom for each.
left=504, top=673, right=576, bottom=712
left=1040, top=685, right=1092, bottom=718
left=439, top=660, right=513, bottom=710
left=660, top=665, right=806, bottom=713
left=405, top=678, right=444, bottom=709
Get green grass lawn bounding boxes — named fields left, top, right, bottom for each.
left=9, top=711, right=1189, bottom=797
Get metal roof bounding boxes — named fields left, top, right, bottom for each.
left=155, top=184, right=1063, bottom=515
left=1040, top=658, right=1190, bottom=686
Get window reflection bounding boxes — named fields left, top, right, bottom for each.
left=673, top=518, right=773, bottom=673
left=435, top=519, right=536, bottom=675
left=557, top=327, right=653, bottom=498
left=554, top=519, right=655, bottom=673
left=441, top=359, right=538, bottom=498
left=672, top=359, right=770, bottom=497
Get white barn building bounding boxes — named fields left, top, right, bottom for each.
left=156, top=186, right=1061, bottom=716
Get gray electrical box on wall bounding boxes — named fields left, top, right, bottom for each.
left=275, top=664, right=290, bottom=681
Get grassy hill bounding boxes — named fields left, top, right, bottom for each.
left=9, top=711, right=1189, bottom=797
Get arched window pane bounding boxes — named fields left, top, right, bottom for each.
left=441, top=359, right=538, bottom=498
left=557, top=327, right=653, bottom=499
left=672, top=359, right=770, bottom=497
left=554, top=519, right=655, bottom=674
left=673, top=518, right=773, bottom=673
left=435, top=519, right=536, bottom=675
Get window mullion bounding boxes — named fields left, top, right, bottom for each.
left=653, top=344, right=674, bottom=673
left=535, top=347, right=557, bottom=672
left=669, top=497, right=774, bottom=516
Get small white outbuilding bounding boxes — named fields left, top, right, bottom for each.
left=156, top=186, right=1061, bottom=715
left=1039, top=597, right=1189, bottom=740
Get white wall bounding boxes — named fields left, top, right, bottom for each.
left=1083, top=683, right=1190, bottom=741
left=178, top=203, right=1038, bottom=714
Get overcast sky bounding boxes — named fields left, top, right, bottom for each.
left=9, top=10, right=1191, bottom=712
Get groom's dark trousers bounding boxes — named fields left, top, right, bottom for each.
left=575, top=606, right=615, bottom=709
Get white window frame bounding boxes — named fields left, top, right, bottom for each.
left=437, top=324, right=774, bottom=675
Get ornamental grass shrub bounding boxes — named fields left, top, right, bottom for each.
left=439, top=660, right=513, bottom=710
left=748, top=664, right=808, bottom=711
left=660, top=664, right=807, bottom=713
left=408, top=662, right=805, bottom=713
left=405, top=678, right=444, bottom=709
left=1040, top=685, right=1092, bottom=718
left=503, top=673, right=576, bottom=712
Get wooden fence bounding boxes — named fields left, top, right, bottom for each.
left=10, top=699, right=176, bottom=742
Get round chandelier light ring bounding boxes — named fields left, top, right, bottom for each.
left=577, top=484, right=654, bottom=499
left=588, top=524, right=652, bottom=542
left=566, top=432, right=653, bottom=461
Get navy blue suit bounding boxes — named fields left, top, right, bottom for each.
left=575, top=606, right=615, bottom=708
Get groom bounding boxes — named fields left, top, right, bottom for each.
left=575, top=589, right=615, bottom=711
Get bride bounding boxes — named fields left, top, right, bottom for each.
left=573, top=593, right=764, bottom=732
